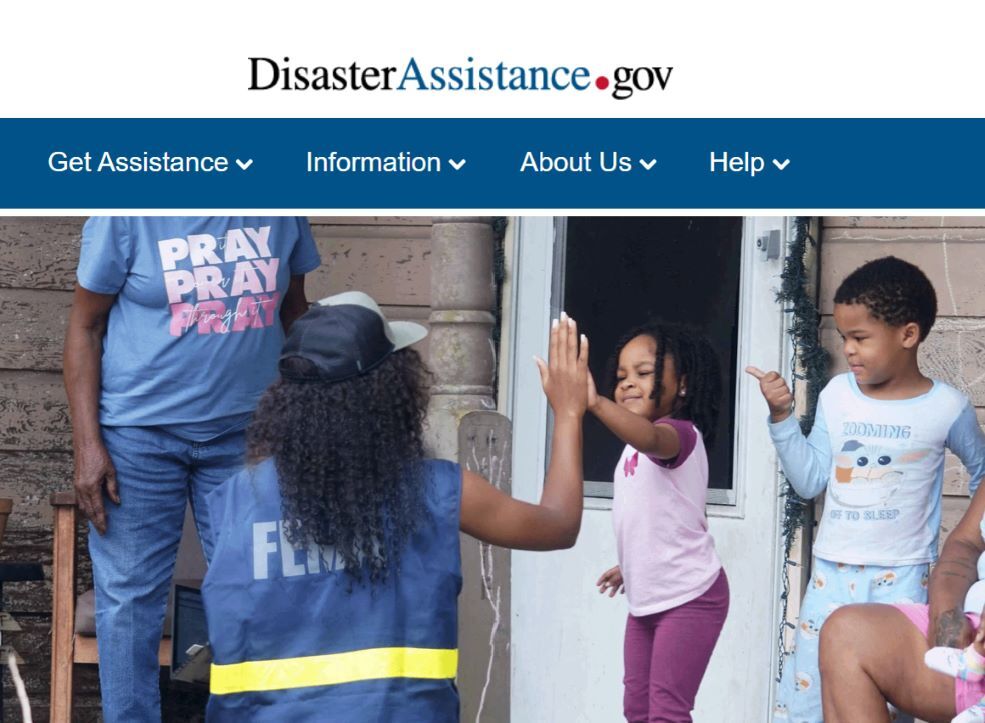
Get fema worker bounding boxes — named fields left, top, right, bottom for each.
left=201, top=292, right=589, bottom=721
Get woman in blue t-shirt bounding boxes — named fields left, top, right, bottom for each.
left=63, top=217, right=321, bottom=723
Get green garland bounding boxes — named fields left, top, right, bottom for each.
left=490, top=217, right=509, bottom=393
left=775, top=217, right=829, bottom=682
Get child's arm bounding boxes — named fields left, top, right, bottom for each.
left=947, top=400, right=985, bottom=497
left=460, top=314, right=587, bottom=550
left=928, top=482, right=985, bottom=648
left=746, top=366, right=830, bottom=499
left=587, top=377, right=681, bottom=459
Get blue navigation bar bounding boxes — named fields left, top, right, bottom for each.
left=2, top=118, right=983, bottom=208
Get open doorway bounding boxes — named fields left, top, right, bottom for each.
left=508, top=216, right=788, bottom=722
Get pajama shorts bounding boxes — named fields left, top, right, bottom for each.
left=775, top=557, right=930, bottom=723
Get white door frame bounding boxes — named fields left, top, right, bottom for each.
left=503, top=216, right=793, bottom=721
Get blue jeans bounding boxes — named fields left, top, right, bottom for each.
left=89, top=425, right=246, bottom=723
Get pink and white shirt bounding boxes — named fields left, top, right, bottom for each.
left=612, top=417, right=723, bottom=616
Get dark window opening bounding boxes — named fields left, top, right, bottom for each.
left=559, top=217, right=743, bottom=499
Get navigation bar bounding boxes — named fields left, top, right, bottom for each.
left=4, top=119, right=983, bottom=208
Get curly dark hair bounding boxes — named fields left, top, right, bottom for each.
left=833, top=256, right=937, bottom=341
left=604, top=322, right=722, bottom=446
left=246, top=350, right=431, bottom=584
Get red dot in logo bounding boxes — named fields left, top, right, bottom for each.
left=595, top=76, right=609, bottom=90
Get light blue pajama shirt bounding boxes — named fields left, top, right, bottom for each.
left=771, top=373, right=985, bottom=723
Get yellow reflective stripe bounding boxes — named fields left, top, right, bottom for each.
left=210, top=647, right=458, bottom=695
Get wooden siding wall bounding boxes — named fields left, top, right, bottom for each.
left=0, top=216, right=432, bottom=721
left=820, top=217, right=985, bottom=553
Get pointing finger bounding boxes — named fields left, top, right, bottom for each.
left=745, top=366, right=767, bottom=380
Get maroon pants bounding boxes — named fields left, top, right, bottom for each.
left=623, top=569, right=729, bottom=723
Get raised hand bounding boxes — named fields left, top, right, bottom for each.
left=745, top=366, right=794, bottom=423
left=535, top=312, right=589, bottom=420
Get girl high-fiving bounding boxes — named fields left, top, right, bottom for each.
left=587, top=322, right=728, bottom=723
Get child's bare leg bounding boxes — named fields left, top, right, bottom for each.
left=820, top=604, right=956, bottom=723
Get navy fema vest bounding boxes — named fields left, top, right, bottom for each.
left=202, top=458, right=463, bottom=722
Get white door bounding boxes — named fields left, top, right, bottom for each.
left=505, top=217, right=791, bottom=721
